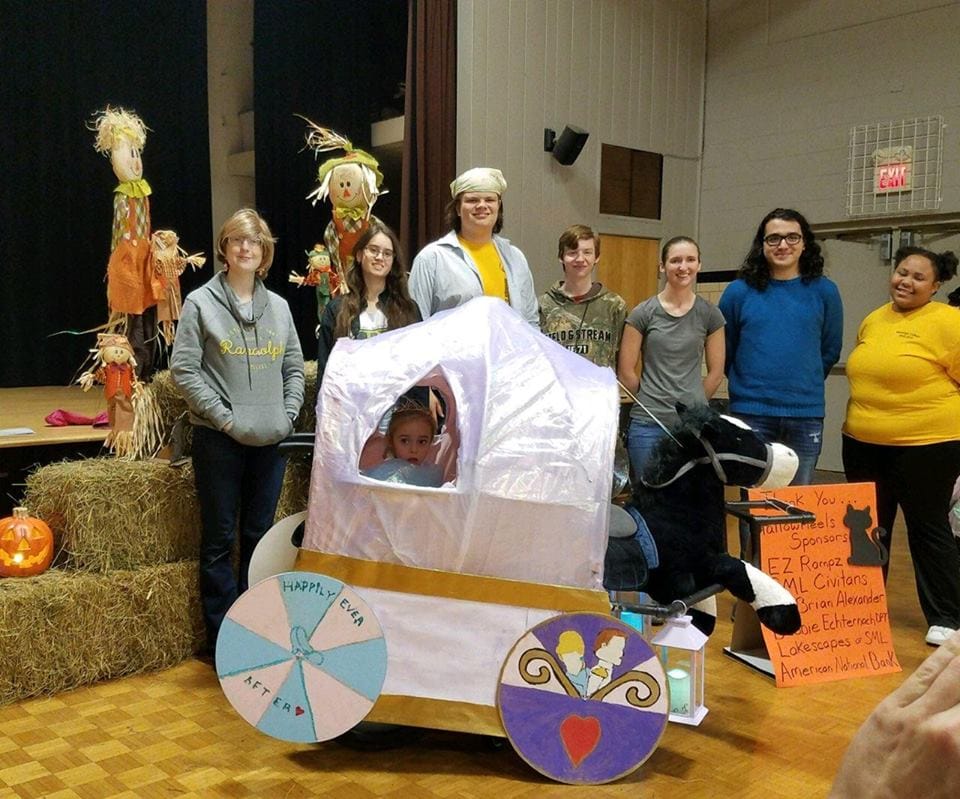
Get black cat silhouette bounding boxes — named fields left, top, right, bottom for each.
left=843, top=504, right=888, bottom=567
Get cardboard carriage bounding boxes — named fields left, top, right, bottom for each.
left=295, top=298, right=619, bottom=734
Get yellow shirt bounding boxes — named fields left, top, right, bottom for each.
left=458, top=237, right=507, bottom=301
left=844, top=301, right=960, bottom=445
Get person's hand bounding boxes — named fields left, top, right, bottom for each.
left=829, top=630, right=960, bottom=798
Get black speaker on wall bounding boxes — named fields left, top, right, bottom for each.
left=544, top=125, right=590, bottom=165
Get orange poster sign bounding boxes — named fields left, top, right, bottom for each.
left=747, top=483, right=901, bottom=687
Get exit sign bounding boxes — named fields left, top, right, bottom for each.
left=873, top=146, right=913, bottom=194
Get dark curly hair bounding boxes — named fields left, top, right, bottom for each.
left=333, top=222, right=420, bottom=338
left=894, top=246, right=959, bottom=283
left=738, top=208, right=824, bottom=291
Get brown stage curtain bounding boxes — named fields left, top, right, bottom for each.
left=400, top=0, right=457, bottom=262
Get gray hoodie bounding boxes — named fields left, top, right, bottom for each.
left=171, top=272, right=305, bottom=446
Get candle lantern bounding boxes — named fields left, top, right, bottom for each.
left=651, top=614, right=708, bottom=725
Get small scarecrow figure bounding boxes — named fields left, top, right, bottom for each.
left=90, top=106, right=157, bottom=379
left=289, top=243, right=339, bottom=320
left=149, top=229, right=206, bottom=346
left=299, top=117, right=385, bottom=293
left=78, top=333, right=143, bottom=458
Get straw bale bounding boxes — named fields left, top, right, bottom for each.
left=0, top=561, right=203, bottom=705
left=147, top=369, right=190, bottom=438
left=25, top=458, right=200, bottom=571
left=25, top=454, right=311, bottom=572
left=276, top=454, right=312, bottom=519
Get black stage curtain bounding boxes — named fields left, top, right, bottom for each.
left=400, top=0, right=457, bottom=260
left=253, top=0, right=406, bottom=352
left=0, top=0, right=211, bottom=388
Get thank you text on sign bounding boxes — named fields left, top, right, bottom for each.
left=748, top=483, right=901, bottom=687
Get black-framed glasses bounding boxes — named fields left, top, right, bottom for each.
left=763, top=233, right=802, bottom=247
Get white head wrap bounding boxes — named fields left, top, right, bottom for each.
left=450, top=167, right=507, bottom=198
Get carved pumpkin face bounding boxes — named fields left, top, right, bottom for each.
left=0, top=507, right=54, bottom=577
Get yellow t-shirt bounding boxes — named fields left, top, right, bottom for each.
left=458, top=237, right=507, bottom=301
left=843, top=301, right=960, bottom=445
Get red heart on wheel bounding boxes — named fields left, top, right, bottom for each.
left=295, top=706, right=304, bottom=716
left=559, top=714, right=601, bottom=767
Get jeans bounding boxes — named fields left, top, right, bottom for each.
left=730, top=414, right=823, bottom=485
left=843, top=435, right=960, bottom=629
left=191, top=425, right=287, bottom=649
left=626, top=418, right=669, bottom=484
left=729, top=414, right=823, bottom=560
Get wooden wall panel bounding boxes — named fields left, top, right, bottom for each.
left=597, top=233, right=661, bottom=310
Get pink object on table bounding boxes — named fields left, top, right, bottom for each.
left=45, top=409, right=110, bottom=428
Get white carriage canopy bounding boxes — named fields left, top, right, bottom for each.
left=303, top=297, right=619, bottom=591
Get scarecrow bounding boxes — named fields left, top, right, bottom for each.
left=299, top=117, right=385, bottom=293
left=77, top=333, right=143, bottom=458
left=149, top=229, right=206, bottom=346
left=90, top=106, right=157, bottom=378
left=289, top=243, right=339, bottom=320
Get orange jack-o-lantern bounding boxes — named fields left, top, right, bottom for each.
left=0, top=507, right=54, bottom=577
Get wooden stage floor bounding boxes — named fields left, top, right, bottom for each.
left=0, top=513, right=936, bottom=799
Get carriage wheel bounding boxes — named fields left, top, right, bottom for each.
left=496, top=611, right=668, bottom=784
left=216, top=571, right=387, bottom=743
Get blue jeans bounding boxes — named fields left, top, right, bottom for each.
left=626, top=419, right=669, bottom=483
left=191, top=425, right=286, bottom=649
left=730, top=414, right=823, bottom=485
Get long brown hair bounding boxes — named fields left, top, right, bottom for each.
left=333, top=222, right=420, bottom=338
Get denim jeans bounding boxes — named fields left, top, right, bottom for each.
left=191, top=425, right=286, bottom=649
left=626, top=418, right=669, bottom=484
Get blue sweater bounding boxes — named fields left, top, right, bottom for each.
left=718, top=276, right=842, bottom=417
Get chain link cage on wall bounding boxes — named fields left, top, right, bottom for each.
left=846, top=116, right=943, bottom=217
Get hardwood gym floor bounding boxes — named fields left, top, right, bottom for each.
left=0, top=505, right=938, bottom=798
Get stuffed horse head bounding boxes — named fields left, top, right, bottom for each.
left=605, top=404, right=802, bottom=637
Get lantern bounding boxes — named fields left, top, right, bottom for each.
left=651, top=614, right=708, bottom=726
left=0, top=507, right=54, bottom=577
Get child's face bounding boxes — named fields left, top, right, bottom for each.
left=390, top=418, right=433, bottom=465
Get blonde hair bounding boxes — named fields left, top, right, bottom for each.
left=556, top=630, right=585, bottom=658
left=91, top=106, right=148, bottom=154
left=216, top=208, right=278, bottom=277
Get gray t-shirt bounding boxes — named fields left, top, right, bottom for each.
left=626, top=295, right=725, bottom=424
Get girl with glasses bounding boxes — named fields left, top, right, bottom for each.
left=171, top=208, right=305, bottom=657
left=317, top=222, right=421, bottom=378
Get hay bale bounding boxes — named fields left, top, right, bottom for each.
left=276, top=454, right=311, bottom=519
left=25, top=458, right=201, bottom=571
left=144, top=369, right=191, bottom=442
left=26, top=454, right=310, bottom=572
left=0, top=561, right=204, bottom=705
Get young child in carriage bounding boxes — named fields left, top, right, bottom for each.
left=360, top=399, right=444, bottom=487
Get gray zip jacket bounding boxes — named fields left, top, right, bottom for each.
left=171, top=272, right=305, bottom=446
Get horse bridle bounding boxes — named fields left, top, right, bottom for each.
left=641, top=434, right=776, bottom=489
